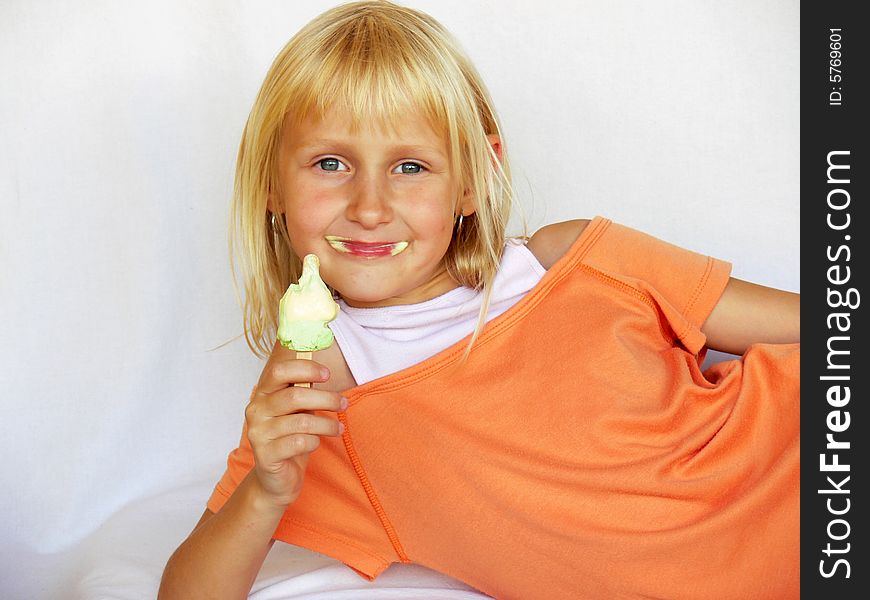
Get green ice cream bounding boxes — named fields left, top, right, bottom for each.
left=277, top=254, right=340, bottom=352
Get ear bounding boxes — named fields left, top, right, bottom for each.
left=486, top=133, right=503, bottom=164
left=267, top=191, right=282, bottom=215
left=457, top=196, right=475, bottom=218
left=459, top=133, right=503, bottom=216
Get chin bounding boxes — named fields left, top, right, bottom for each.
left=323, top=266, right=402, bottom=304
left=331, top=284, right=395, bottom=307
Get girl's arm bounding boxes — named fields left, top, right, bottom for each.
left=158, top=472, right=282, bottom=600
left=159, top=348, right=345, bottom=599
left=701, top=277, right=800, bottom=355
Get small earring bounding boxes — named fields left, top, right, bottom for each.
left=455, top=213, right=464, bottom=234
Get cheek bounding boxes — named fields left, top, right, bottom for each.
left=283, top=186, right=337, bottom=234
left=405, top=186, right=457, bottom=234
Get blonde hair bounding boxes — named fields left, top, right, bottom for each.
left=231, top=0, right=516, bottom=359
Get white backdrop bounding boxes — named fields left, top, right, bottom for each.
left=1, top=1, right=798, bottom=598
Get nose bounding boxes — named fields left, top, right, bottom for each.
left=345, top=173, right=393, bottom=229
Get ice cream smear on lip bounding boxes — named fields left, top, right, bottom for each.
left=325, top=236, right=409, bottom=256
left=277, top=254, right=340, bottom=352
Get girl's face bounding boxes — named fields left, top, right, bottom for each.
left=274, top=110, right=475, bottom=308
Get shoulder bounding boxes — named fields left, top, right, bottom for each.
left=525, top=219, right=591, bottom=270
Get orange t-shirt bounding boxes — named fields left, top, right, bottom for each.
left=208, top=216, right=800, bottom=599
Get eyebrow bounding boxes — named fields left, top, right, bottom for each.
left=296, top=139, right=446, bottom=158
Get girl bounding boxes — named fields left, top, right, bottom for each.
left=159, top=1, right=800, bottom=598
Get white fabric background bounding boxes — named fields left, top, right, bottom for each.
left=1, top=1, right=799, bottom=598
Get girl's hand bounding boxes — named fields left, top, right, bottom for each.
left=245, top=341, right=346, bottom=509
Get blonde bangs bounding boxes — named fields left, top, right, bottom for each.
left=280, top=7, right=469, bottom=166
left=231, top=1, right=517, bottom=359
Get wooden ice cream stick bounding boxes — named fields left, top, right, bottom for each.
left=295, top=351, right=313, bottom=387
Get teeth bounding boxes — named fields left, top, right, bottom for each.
left=325, top=237, right=351, bottom=253
left=324, top=236, right=409, bottom=256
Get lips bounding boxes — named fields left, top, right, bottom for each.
left=325, top=236, right=409, bottom=258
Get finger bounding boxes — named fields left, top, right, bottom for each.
left=257, top=357, right=330, bottom=394
left=264, top=412, right=344, bottom=440
left=271, top=433, right=322, bottom=457
left=259, top=387, right=346, bottom=417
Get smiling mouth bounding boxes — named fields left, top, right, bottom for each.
left=325, top=236, right=409, bottom=258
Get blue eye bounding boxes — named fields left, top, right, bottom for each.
left=395, top=162, right=424, bottom=174
left=318, top=158, right=347, bottom=172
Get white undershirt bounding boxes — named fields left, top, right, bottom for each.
left=331, top=239, right=547, bottom=385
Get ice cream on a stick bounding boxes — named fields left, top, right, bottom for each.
left=277, top=254, right=339, bottom=387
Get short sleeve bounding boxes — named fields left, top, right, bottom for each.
left=580, top=218, right=732, bottom=354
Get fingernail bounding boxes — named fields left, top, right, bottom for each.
left=338, top=421, right=346, bottom=434
left=320, top=367, right=330, bottom=379
left=340, top=397, right=349, bottom=410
